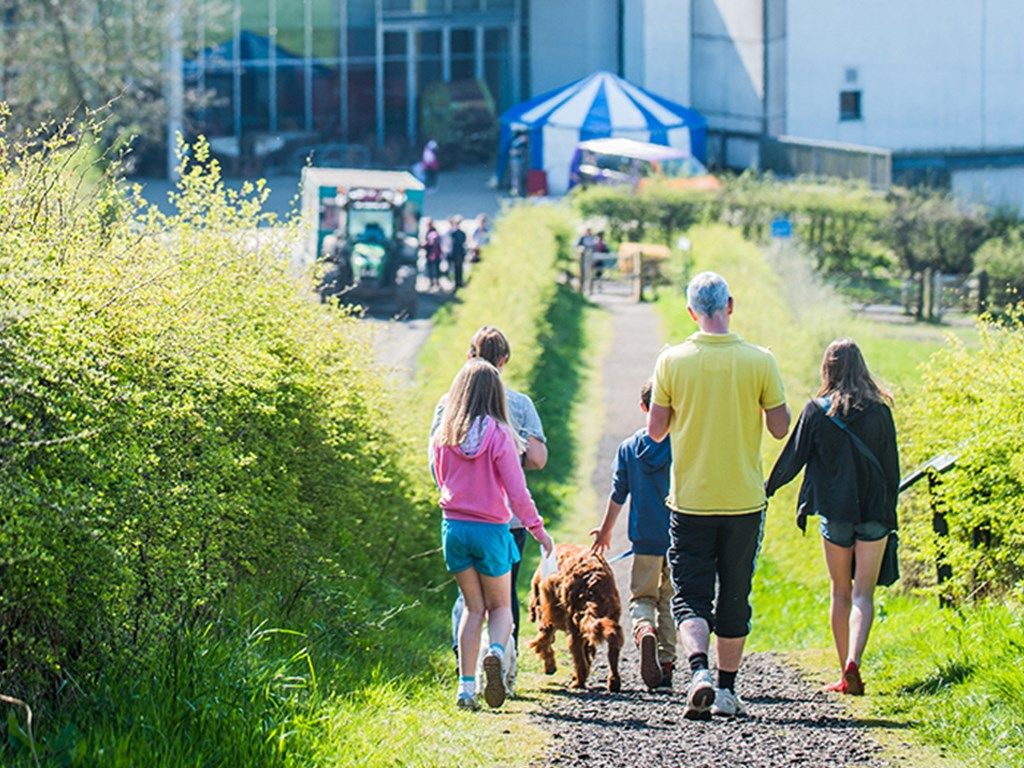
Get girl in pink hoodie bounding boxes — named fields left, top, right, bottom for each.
left=432, top=359, right=553, bottom=710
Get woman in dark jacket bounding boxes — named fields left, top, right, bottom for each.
left=766, top=338, right=898, bottom=696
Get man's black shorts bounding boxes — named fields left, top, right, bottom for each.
left=668, top=510, right=764, bottom=638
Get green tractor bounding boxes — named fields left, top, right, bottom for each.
left=303, top=168, right=424, bottom=316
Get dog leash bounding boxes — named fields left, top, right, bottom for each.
left=606, top=548, right=634, bottom=564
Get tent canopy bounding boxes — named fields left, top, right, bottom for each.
left=497, top=71, right=708, bottom=194
left=184, top=31, right=326, bottom=73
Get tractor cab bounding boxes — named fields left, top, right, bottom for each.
left=302, top=168, right=424, bottom=315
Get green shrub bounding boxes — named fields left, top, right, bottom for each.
left=975, top=230, right=1024, bottom=311
left=0, top=122, right=432, bottom=701
left=574, top=184, right=715, bottom=244
left=575, top=174, right=1011, bottom=314
left=413, top=203, right=590, bottom=545
left=902, top=311, right=1024, bottom=602
left=575, top=174, right=895, bottom=281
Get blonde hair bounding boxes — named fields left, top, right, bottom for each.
left=435, top=359, right=512, bottom=446
left=817, top=338, right=893, bottom=417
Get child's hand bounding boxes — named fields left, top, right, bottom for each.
left=589, top=526, right=611, bottom=556
left=537, top=530, right=554, bottom=557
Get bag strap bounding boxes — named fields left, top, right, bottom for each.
left=815, top=397, right=895, bottom=492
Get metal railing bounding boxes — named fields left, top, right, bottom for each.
left=762, top=135, right=893, bottom=189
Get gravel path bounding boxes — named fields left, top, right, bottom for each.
left=529, top=286, right=890, bottom=768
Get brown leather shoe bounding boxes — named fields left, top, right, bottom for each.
left=636, top=627, right=663, bottom=689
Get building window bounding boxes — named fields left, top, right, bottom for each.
left=839, top=90, right=862, bottom=121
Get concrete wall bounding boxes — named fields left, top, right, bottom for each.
left=529, top=0, right=620, bottom=96
left=690, top=0, right=765, bottom=135
left=952, top=166, right=1024, bottom=215
left=785, top=0, right=1024, bottom=152
left=622, top=0, right=692, bottom=106
left=764, top=0, right=786, bottom=136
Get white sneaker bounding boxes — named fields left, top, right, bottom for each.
left=684, top=668, right=715, bottom=720
left=711, top=687, right=748, bottom=717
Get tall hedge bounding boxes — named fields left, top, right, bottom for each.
left=0, top=124, right=427, bottom=699
left=975, top=229, right=1024, bottom=311
left=575, top=175, right=891, bottom=276
left=575, top=175, right=1000, bottom=313
left=902, top=313, right=1024, bottom=602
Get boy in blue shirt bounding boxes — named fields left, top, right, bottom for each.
left=590, top=379, right=675, bottom=690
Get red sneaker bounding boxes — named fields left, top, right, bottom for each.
left=822, top=678, right=848, bottom=694
left=843, top=660, right=865, bottom=695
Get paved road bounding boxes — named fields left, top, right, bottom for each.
left=529, top=284, right=891, bottom=768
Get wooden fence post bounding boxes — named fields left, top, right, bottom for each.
left=928, top=472, right=953, bottom=608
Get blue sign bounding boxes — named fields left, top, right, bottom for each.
left=771, top=217, right=793, bottom=239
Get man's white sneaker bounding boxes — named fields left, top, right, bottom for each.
left=683, top=668, right=715, bottom=720
left=711, top=687, right=748, bottom=717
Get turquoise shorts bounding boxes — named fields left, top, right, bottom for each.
left=819, top=517, right=890, bottom=548
left=441, top=519, right=520, bottom=577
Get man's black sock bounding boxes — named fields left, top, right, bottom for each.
left=718, top=669, right=737, bottom=692
left=688, top=652, right=709, bottom=672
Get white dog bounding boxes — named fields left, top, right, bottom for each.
left=477, top=625, right=518, bottom=698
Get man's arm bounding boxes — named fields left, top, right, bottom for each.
left=647, top=403, right=673, bottom=443
left=764, top=403, right=791, bottom=439
left=522, top=436, right=548, bottom=470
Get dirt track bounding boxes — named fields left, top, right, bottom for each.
left=529, top=287, right=890, bottom=768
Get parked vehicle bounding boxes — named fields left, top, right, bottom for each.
left=569, top=137, right=721, bottom=192
left=302, top=168, right=424, bottom=316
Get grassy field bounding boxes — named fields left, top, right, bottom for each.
left=2, top=203, right=607, bottom=767
left=656, top=225, right=1024, bottom=768
left=299, top=204, right=612, bottom=768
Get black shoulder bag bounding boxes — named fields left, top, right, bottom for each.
left=816, top=398, right=900, bottom=587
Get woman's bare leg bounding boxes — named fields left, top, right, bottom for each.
left=849, top=536, right=887, bottom=666
left=822, top=539, right=854, bottom=671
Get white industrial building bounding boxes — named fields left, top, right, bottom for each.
left=531, top=0, right=1024, bottom=210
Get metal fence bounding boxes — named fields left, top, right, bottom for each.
left=762, top=135, right=892, bottom=189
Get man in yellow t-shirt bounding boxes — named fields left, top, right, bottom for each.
left=648, top=271, right=790, bottom=721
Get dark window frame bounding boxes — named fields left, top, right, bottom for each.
left=839, top=89, right=862, bottom=122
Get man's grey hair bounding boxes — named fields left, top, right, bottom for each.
left=686, top=272, right=731, bottom=317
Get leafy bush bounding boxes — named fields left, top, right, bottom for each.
left=575, top=174, right=1005, bottom=313
left=575, top=175, right=897, bottom=291
left=975, top=230, right=1024, bottom=311
left=413, top=203, right=592, bottom=548
left=902, top=311, right=1024, bottom=602
left=574, top=184, right=716, bottom=244
left=0, top=120, right=432, bottom=702
left=886, top=188, right=990, bottom=319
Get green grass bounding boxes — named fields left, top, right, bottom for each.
left=2, top=206, right=601, bottom=768
left=288, top=203, right=609, bottom=768
left=655, top=224, right=1024, bottom=768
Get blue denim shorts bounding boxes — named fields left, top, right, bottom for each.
left=441, top=519, right=520, bottom=577
left=819, top=517, right=891, bottom=548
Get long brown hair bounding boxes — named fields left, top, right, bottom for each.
left=435, top=359, right=511, bottom=446
left=817, top=338, right=893, bottom=417
left=468, top=326, right=511, bottom=367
